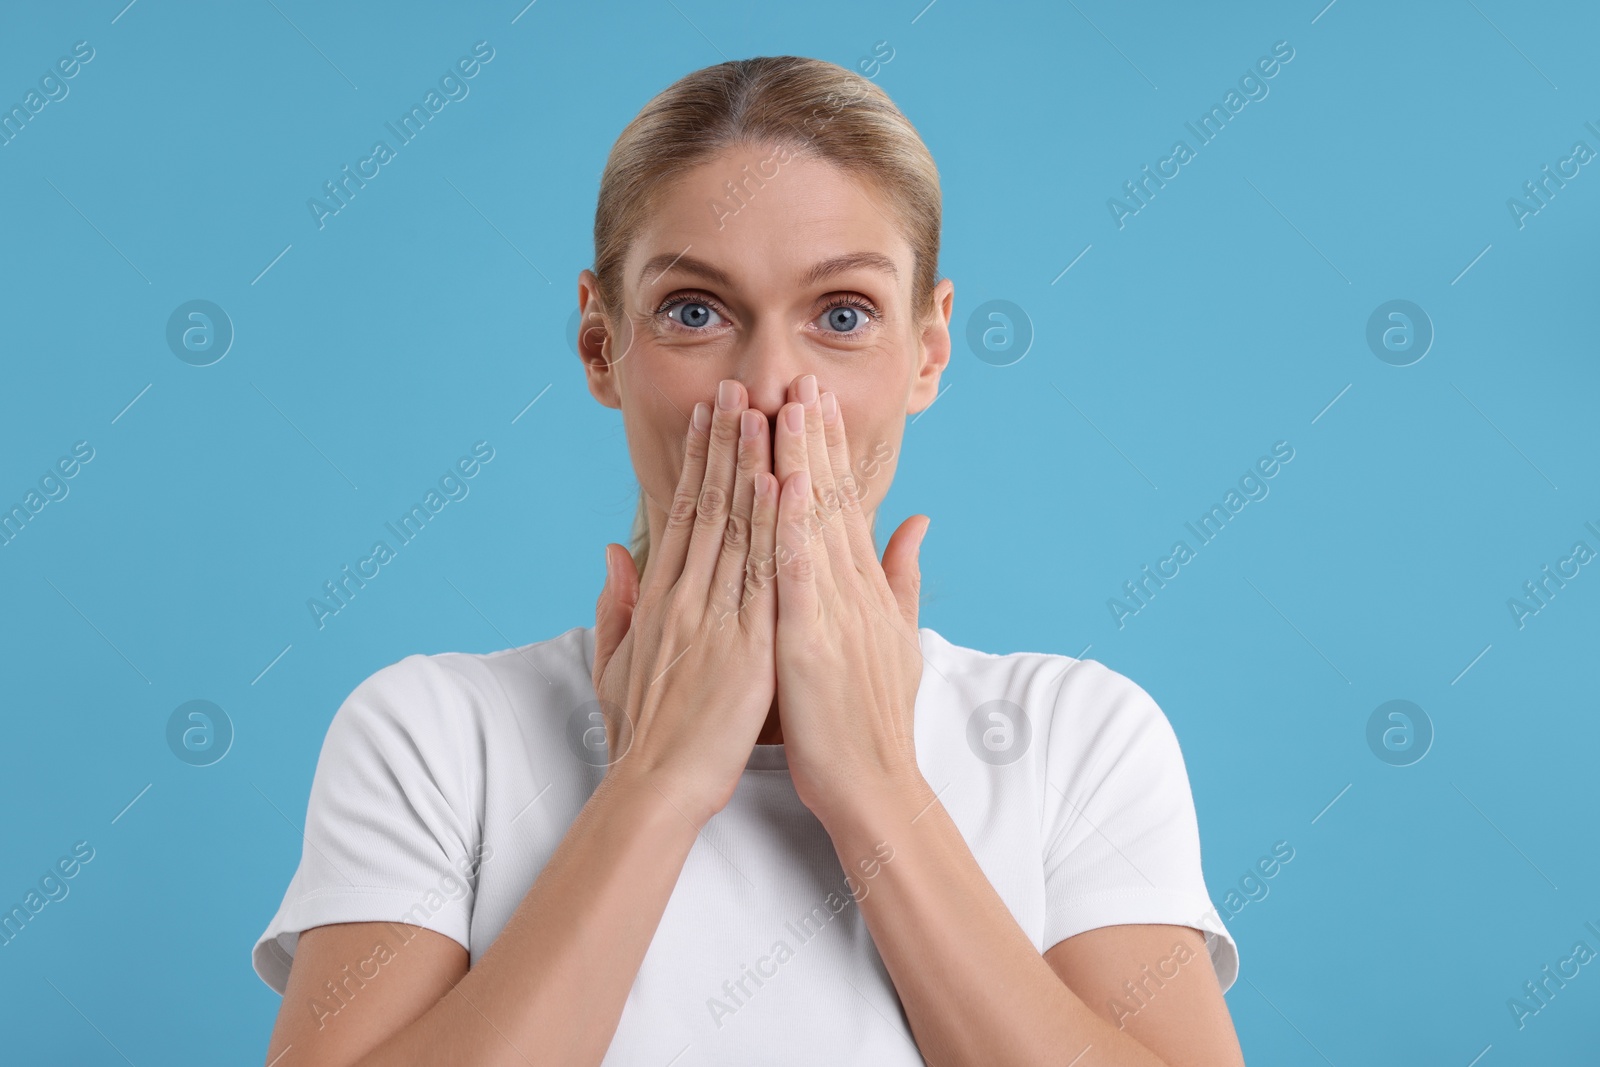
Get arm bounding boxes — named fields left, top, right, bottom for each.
left=818, top=777, right=1245, bottom=1067
left=762, top=378, right=1243, bottom=1063
left=1043, top=923, right=1243, bottom=1064
left=263, top=774, right=701, bottom=1067
left=263, top=382, right=786, bottom=1066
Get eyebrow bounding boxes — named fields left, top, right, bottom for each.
left=637, top=250, right=900, bottom=290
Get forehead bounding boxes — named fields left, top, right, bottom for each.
left=625, top=147, right=913, bottom=295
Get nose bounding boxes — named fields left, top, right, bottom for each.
left=732, top=366, right=813, bottom=439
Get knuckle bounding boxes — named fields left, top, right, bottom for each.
left=837, top=473, right=864, bottom=510
left=745, top=548, right=777, bottom=588
left=775, top=541, right=812, bottom=582
left=816, top=485, right=839, bottom=516
left=805, top=506, right=828, bottom=538
left=721, top=511, right=749, bottom=551
left=711, top=411, right=742, bottom=449
left=680, top=431, right=707, bottom=469
left=784, top=511, right=811, bottom=544
left=667, top=488, right=698, bottom=529
left=750, top=480, right=773, bottom=519
left=737, top=435, right=760, bottom=471
left=786, top=551, right=816, bottom=583
left=695, top=484, right=729, bottom=526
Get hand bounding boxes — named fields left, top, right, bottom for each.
left=591, top=380, right=778, bottom=827
left=770, top=373, right=931, bottom=828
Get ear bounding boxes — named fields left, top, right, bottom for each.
left=578, top=269, right=622, bottom=410
left=908, top=277, right=954, bottom=416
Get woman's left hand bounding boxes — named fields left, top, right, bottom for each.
left=770, top=373, right=931, bottom=829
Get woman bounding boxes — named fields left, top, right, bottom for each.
left=254, top=55, right=1245, bottom=1066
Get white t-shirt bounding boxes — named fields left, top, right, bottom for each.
left=253, top=625, right=1238, bottom=1062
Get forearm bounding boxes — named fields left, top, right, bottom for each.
left=820, top=778, right=1169, bottom=1067
left=354, top=774, right=701, bottom=1067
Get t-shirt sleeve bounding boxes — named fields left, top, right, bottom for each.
left=251, top=653, right=485, bottom=995
left=1039, top=659, right=1239, bottom=994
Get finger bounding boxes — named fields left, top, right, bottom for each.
left=793, top=375, right=850, bottom=573
left=711, top=404, right=766, bottom=628
left=683, top=380, right=745, bottom=604
left=741, top=464, right=780, bottom=633
left=593, top=542, right=638, bottom=690
left=776, top=467, right=819, bottom=622
left=641, top=400, right=711, bottom=601
left=881, top=515, right=930, bottom=629
left=820, top=390, right=878, bottom=573
left=772, top=397, right=833, bottom=592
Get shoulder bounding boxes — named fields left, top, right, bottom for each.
left=920, top=630, right=1235, bottom=989
left=319, top=625, right=596, bottom=766
left=917, top=626, right=1180, bottom=764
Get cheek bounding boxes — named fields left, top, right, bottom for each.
left=845, top=424, right=901, bottom=501
left=621, top=367, right=708, bottom=504
left=648, top=416, right=690, bottom=503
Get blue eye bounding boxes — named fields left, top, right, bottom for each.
left=815, top=297, right=878, bottom=336
left=664, top=300, right=723, bottom=329
left=656, top=292, right=880, bottom=338
left=824, top=306, right=860, bottom=332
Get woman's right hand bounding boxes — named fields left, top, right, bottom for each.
left=590, top=379, right=778, bottom=827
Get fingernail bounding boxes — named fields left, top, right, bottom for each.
left=784, top=403, right=804, bottom=433
left=798, top=374, right=818, bottom=405
left=717, top=379, right=739, bottom=411
left=821, top=391, right=838, bottom=426
left=741, top=409, right=760, bottom=440
left=693, top=402, right=710, bottom=432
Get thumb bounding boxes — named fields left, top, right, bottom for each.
left=881, top=515, right=929, bottom=628
left=593, top=543, right=639, bottom=689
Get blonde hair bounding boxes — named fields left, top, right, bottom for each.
left=590, top=55, right=942, bottom=579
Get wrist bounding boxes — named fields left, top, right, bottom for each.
left=593, top=767, right=716, bottom=837
left=813, top=766, right=933, bottom=842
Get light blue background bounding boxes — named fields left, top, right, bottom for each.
left=2, top=0, right=1597, bottom=1063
